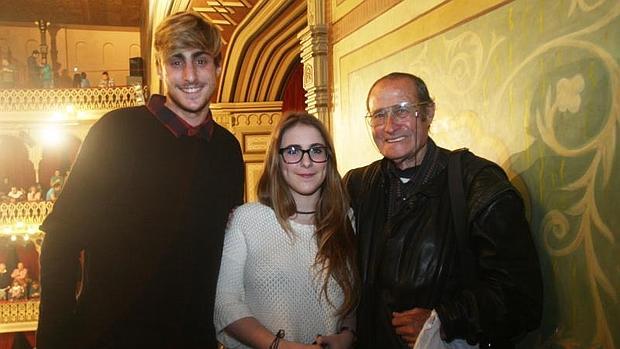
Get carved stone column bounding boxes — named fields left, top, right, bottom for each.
left=26, top=142, right=43, bottom=184
left=48, top=26, right=60, bottom=80
left=298, top=0, right=329, bottom=129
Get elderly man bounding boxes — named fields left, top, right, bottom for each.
left=344, top=72, right=542, bottom=348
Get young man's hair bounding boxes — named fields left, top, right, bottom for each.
left=154, top=11, right=222, bottom=66
left=257, top=112, right=359, bottom=316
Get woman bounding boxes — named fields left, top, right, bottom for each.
left=27, top=185, right=42, bottom=201
left=215, top=112, right=358, bottom=349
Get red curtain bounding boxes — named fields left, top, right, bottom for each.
left=0, top=332, right=35, bottom=349
left=281, top=62, right=306, bottom=114
left=0, top=334, right=13, bottom=349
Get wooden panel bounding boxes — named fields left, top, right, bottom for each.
left=244, top=161, right=264, bottom=203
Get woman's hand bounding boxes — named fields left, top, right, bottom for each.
left=314, top=329, right=355, bottom=349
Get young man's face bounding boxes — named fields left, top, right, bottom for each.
left=158, top=48, right=221, bottom=126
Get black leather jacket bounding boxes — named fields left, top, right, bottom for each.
left=344, top=142, right=542, bottom=348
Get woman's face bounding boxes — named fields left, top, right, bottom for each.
left=279, top=124, right=328, bottom=205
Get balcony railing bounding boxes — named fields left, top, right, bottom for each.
left=0, top=202, right=47, bottom=333
left=0, top=86, right=147, bottom=113
left=0, top=201, right=53, bottom=226
left=0, top=300, right=39, bottom=333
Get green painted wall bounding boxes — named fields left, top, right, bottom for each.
left=339, top=0, right=619, bottom=347
left=424, top=1, right=619, bottom=347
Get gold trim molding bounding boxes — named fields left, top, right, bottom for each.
left=0, top=300, right=39, bottom=333
left=0, top=87, right=146, bottom=113
left=299, top=0, right=329, bottom=128
left=0, top=202, right=53, bottom=226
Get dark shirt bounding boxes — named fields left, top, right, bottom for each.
left=37, top=103, right=244, bottom=349
left=27, top=55, right=39, bottom=76
left=0, top=270, right=10, bottom=289
left=345, top=140, right=542, bottom=348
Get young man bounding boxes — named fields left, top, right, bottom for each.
left=36, top=12, right=245, bottom=349
left=97, top=71, right=115, bottom=88
left=344, top=72, right=542, bottom=348
left=27, top=50, right=40, bottom=88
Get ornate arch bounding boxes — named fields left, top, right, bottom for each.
left=217, top=0, right=307, bottom=103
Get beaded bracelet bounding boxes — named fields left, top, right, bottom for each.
left=269, top=329, right=285, bottom=349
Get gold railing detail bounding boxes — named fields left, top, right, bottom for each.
left=0, top=300, right=40, bottom=324
left=0, top=86, right=146, bottom=112
left=0, top=202, right=53, bottom=226
left=0, top=300, right=39, bottom=333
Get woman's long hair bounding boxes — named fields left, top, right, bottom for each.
left=257, top=112, right=359, bottom=316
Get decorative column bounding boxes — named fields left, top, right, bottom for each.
left=34, top=19, right=51, bottom=64
left=48, top=25, right=60, bottom=80
left=298, top=0, right=330, bottom=129
left=26, top=142, right=43, bottom=184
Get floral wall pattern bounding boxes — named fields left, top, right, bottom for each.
left=332, top=0, right=619, bottom=347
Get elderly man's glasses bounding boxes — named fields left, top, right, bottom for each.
left=279, top=145, right=329, bottom=164
left=365, top=101, right=431, bottom=127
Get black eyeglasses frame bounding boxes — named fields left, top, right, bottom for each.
left=278, top=146, right=330, bottom=164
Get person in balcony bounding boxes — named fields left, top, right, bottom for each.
left=27, top=185, right=42, bottom=201
left=49, top=169, right=64, bottom=188
left=27, top=50, right=41, bottom=88
left=0, top=57, right=16, bottom=89
left=80, top=72, right=90, bottom=88
left=72, top=70, right=82, bottom=88
left=98, top=71, right=115, bottom=88
left=37, top=11, right=244, bottom=349
left=45, top=181, right=62, bottom=201
left=0, top=262, right=11, bottom=300
left=8, top=280, right=25, bottom=301
left=7, top=186, right=24, bottom=202
left=11, top=262, right=28, bottom=288
left=41, top=63, right=54, bottom=88
left=29, top=280, right=41, bottom=298
left=56, top=68, right=73, bottom=88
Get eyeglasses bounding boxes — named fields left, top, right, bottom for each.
left=365, top=101, right=431, bottom=127
left=279, top=145, right=329, bottom=164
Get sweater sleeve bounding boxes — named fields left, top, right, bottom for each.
left=37, top=113, right=119, bottom=348
left=214, top=208, right=253, bottom=347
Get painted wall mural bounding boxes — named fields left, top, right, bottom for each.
left=332, top=0, right=619, bottom=348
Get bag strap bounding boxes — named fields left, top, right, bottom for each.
left=448, top=149, right=477, bottom=288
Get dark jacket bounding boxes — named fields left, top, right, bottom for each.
left=344, top=141, right=542, bottom=348
left=37, top=106, right=244, bottom=349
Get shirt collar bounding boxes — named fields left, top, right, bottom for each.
left=147, top=94, right=214, bottom=140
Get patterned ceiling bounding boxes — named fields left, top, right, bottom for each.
left=0, top=0, right=143, bottom=27
left=190, top=0, right=257, bottom=45
left=0, top=0, right=258, bottom=36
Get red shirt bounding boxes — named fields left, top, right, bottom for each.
left=147, top=94, right=214, bottom=140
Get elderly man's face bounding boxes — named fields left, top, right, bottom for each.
left=368, top=78, right=434, bottom=170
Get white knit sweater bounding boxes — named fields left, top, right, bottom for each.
left=214, top=202, right=345, bottom=348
